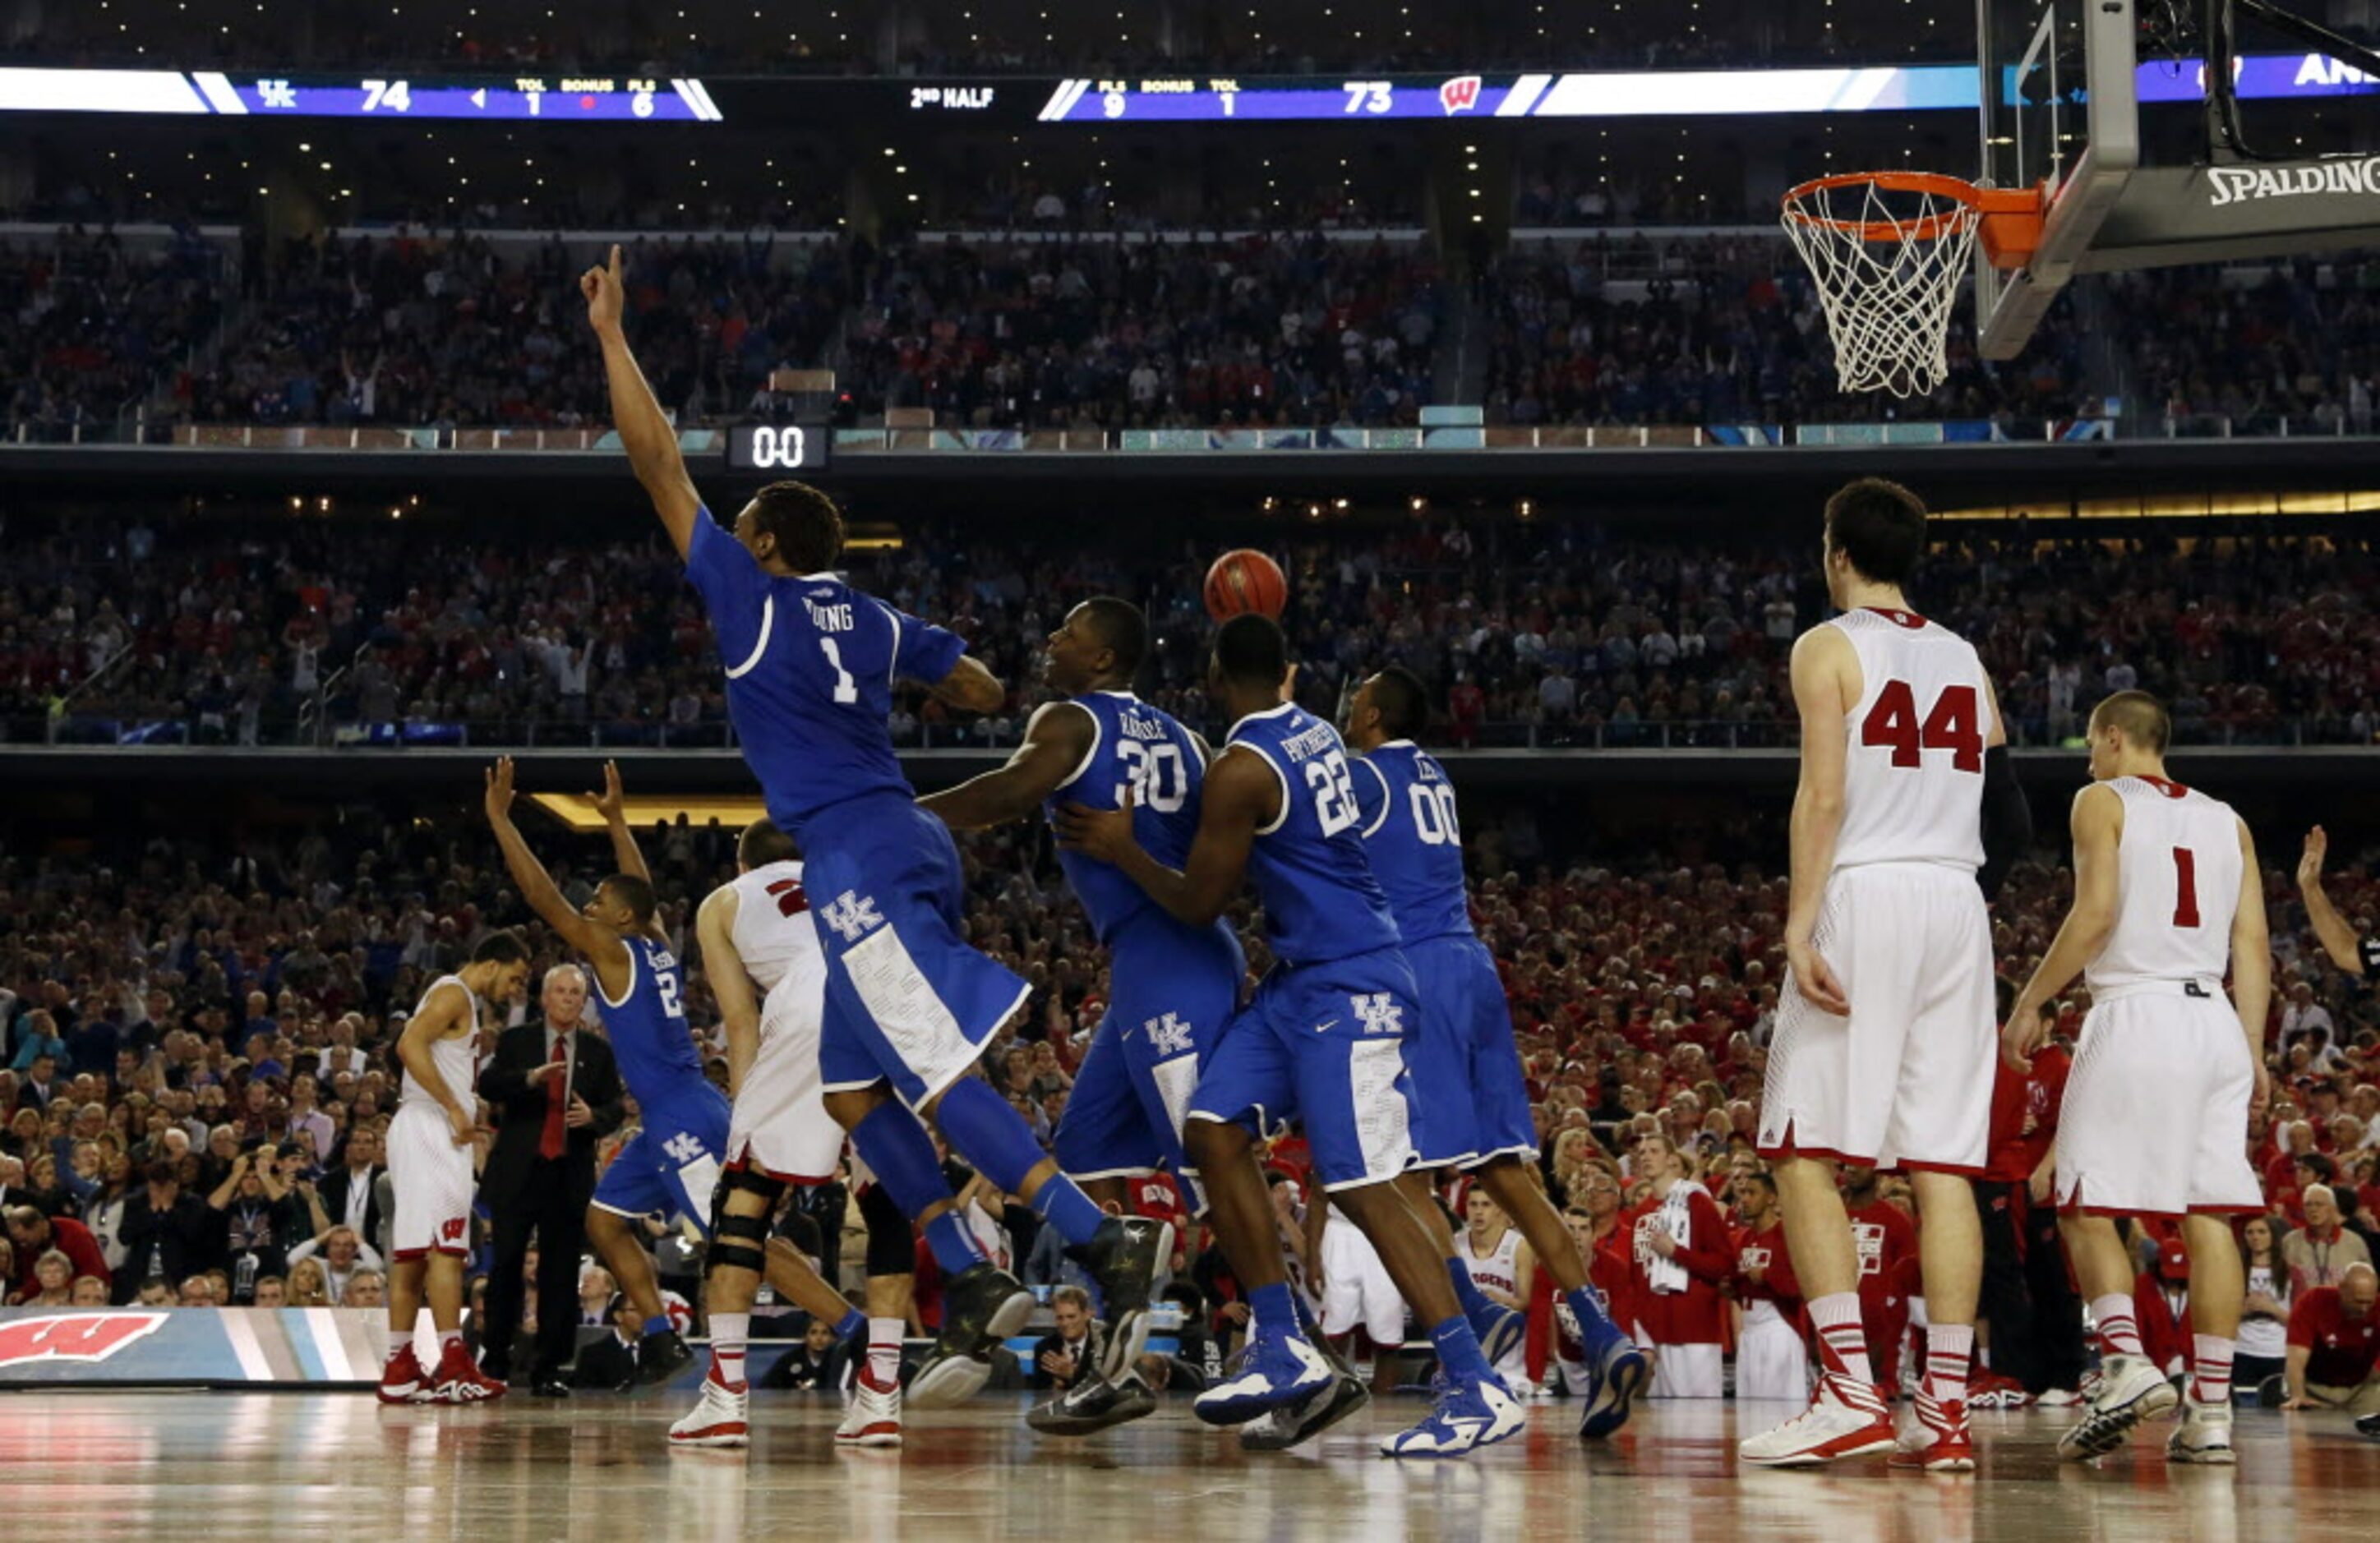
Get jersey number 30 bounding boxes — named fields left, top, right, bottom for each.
left=1861, top=681, right=1981, bottom=772
left=1118, top=739, right=1189, bottom=813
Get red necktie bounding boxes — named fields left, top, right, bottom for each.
left=539, top=1034, right=568, bottom=1160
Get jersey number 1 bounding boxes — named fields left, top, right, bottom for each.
left=2171, top=847, right=2200, bottom=928
left=1860, top=681, right=1981, bottom=772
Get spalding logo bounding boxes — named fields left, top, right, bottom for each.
left=0, top=1312, right=170, bottom=1368
left=1439, top=76, right=1482, bottom=115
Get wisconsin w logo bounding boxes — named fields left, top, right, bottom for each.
left=1350, top=993, right=1404, bottom=1034
left=1143, top=1012, right=1195, bottom=1058
left=0, top=1313, right=168, bottom=1369
left=820, top=891, right=884, bottom=942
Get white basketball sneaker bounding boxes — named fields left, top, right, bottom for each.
left=1738, top=1372, right=1898, bottom=1467
left=837, top=1370, right=905, bottom=1448
left=2058, top=1354, right=2178, bottom=1461
left=2165, top=1398, right=2235, bottom=1466
left=669, top=1371, right=751, bottom=1449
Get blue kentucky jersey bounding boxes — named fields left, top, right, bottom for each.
left=684, top=510, right=966, bottom=836
left=596, top=934, right=707, bottom=1110
left=1047, top=691, right=1209, bottom=945
left=1226, top=703, right=1401, bottom=968
left=1351, top=740, right=1475, bottom=947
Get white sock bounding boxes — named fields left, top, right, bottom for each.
left=867, top=1316, right=905, bottom=1390
left=710, top=1311, right=750, bottom=1389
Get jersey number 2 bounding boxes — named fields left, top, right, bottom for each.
left=1860, top=681, right=1981, bottom=772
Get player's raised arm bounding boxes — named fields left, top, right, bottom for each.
left=399, top=979, right=479, bottom=1147
left=927, top=654, right=1008, bottom=715
left=2232, top=818, right=2274, bottom=1115
left=1054, top=744, right=1271, bottom=927
left=695, top=886, right=761, bottom=1096
left=483, top=757, right=630, bottom=981
left=2296, top=826, right=2368, bottom=976
left=1783, top=626, right=1854, bottom=1016
left=588, top=761, right=662, bottom=936
left=582, top=243, right=702, bottom=560
left=2004, top=784, right=2124, bottom=1071
left=919, top=701, right=1095, bottom=831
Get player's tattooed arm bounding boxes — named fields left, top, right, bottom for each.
left=581, top=243, right=703, bottom=560
left=696, top=887, right=761, bottom=1096
left=2003, top=784, right=2123, bottom=1071
left=483, top=757, right=633, bottom=991
left=920, top=702, right=1093, bottom=831
left=1055, top=744, right=1271, bottom=926
left=2297, top=825, right=2367, bottom=976
left=925, top=654, right=1008, bottom=715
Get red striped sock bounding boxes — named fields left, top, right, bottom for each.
left=1925, top=1324, right=1974, bottom=1403
left=1810, top=1293, right=1875, bottom=1384
left=2091, top=1294, right=2143, bottom=1357
left=709, top=1310, right=750, bottom=1391
left=2189, top=1333, right=2233, bottom=1406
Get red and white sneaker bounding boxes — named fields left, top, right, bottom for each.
left=669, top=1370, right=750, bottom=1449
left=1739, top=1372, right=1898, bottom=1467
left=1966, top=1371, right=2032, bottom=1410
left=836, top=1369, right=904, bottom=1448
left=1889, top=1390, right=1976, bottom=1472
left=378, top=1345, right=430, bottom=1406
left=427, top=1342, right=507, bottom=1404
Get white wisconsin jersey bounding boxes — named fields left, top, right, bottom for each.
left=1828, top=607, right=1990, bottom=873
left=2085, top=776, right=2243, bottom=993
left=726, top=860, right=822, bottom=995
left=400, top=974, right=480, bottom=1109
left=1459, top=1227, right=1524, bottom=1299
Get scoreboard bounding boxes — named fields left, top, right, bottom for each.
left=0, top=67, right=723, bottom=120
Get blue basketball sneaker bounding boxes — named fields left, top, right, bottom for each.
left=1471, top=1301, right=1526, bottom=1374
left=1576, top=1334, right=1649, bottom=1439
left=1192, top=1332, right=1334, bottom=1426
left=1379, top=1375, right=1527, bottom=1458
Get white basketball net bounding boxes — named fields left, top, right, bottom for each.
left=1782, top=177, right=1982, bottom=398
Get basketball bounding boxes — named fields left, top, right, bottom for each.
left=1203, top=548, right=1288, bottom=621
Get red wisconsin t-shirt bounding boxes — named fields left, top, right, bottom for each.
left=1984, top=1043, right=2071, bottom=1183
left=2286, top=1287, right=2380, bottom=1387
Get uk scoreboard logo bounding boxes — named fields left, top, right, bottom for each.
left=1438, top=75, right=1482, bottom=114
left=0, top=1312, right=169, bottom=1369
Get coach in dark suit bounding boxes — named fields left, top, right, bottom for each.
left=478, top=965, right=625, bottom=1394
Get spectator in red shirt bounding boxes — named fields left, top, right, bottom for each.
left=1628, top=1131, right=1732, bottom=1398
left=4, top=1206, right=110, bottom=1301
left=2135, top=1239, right=2195, bottom=1380
left=2281, top=1263, right=2380, bottom=1414
left=1975, top=999, right=2085, bottom=1401
left=1731, top=1168, right=1808, bottom=1403
left=1843, top=1166, right=1919, bottom=1393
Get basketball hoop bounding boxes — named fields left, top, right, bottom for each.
left=1780, top=171, right=2043, bottom=398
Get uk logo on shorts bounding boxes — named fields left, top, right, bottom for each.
left=820, top=891, right=884, bottom=943
left=1144, top=1011, right=1195, bottom=1058
left=664, top=1131, right=708, bottom=1163
left=1350, top=993, right=1404, bottom=1035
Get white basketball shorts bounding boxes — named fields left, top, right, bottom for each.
left=2055, top=983, right=2262, bottom=1218
left=727, top=970, right=847, bottom=1184
left=1319, top=1214, right=1407, bottom=1347
left=387, top=1100, right=475, bottom=1259
left=1759, top=863, right=1995, bottom=1173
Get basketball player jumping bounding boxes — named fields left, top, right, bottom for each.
left=583, top=245, right=1169, bottom=1406
left=2004, top=692, right=2270, bottom=1463
left=485, top=758, right=863, bottom=1413
left=1059, top=615, right=1524, bottom=1458
left=1741, top=477, right=2032, bottom=1471
left=677, top=817, right=944, bottom=1449
left=1340, top=665, right=1648, bottom=1438
left=378, top=931, right=529, bottom=1405
left=921, top=597, right=1261, bottom=1439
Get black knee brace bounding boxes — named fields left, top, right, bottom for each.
left=858, top=1179, right=914, bottom=1279
left=705, top=1166, right=785, bottom=1277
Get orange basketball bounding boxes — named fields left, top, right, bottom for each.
left=1203, top=548, right=1288, bottom=621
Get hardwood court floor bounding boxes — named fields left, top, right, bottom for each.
left=0, top=1390, right=2373, bottom=1541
